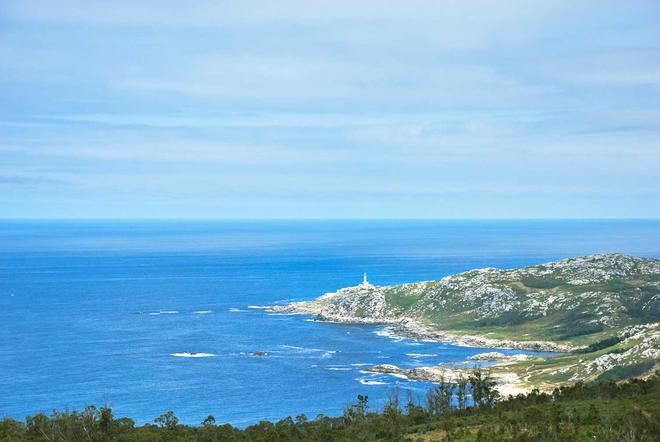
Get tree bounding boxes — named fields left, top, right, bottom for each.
left=469, top=367, right=499, bottom=408
left=100, top=406, right=113, bottom=434
left=154, top=410, right=178, bottom=430
left=457, top=375, right=468, bottom=410
left=202, top=415, right=216, bottom=427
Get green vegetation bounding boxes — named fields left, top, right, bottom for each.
left=2, top=371, right=659, bottom=441
left=288, top=254, right=660, bottom=389
left=575, top=336, right=623, bottom=354
left=375, top=254, right=660, bottom=344
left=596, top=361, right=656, bottom=383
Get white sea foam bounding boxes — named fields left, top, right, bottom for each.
left=228, top=308, right=247, bottom=313
left=170, top=352, right=216, bottom=358
left=406, top=353, right=438, bottom=358
left=351, top=363, right=371, bottom=366
left=149, top=310, right=179, bottom=316
left=373, top=328, right=404, bottom=341
left=247, top=305, right=270, bottom=309
left=277, top=346, right=338, bottom=358
left=282, top=345, right=334, bottom=353
left=357, top=378, right=387, bottom=385
left=327, top=367, right=352, bottom=371
left=385, top=373, right=410, bottom=380
left=195, top=310, right=213, bottom=314
left=373, top=328, right=393, bottom=337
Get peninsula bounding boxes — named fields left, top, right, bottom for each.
left=274, top=253, right=660, bottom=393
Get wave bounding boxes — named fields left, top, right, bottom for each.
left=351, top=363, right=371, bottom=366
left=247, top=305, right=270, bottom=309
left=280, top=345, right=335, bottom=353
left=149, top=310, right=179, bottom=316
left=170, top=352, right=216, bottom=358
left=373, top=328, right=394, bottom=337
left=194, top=310, right=213, bottom=314
left=385, top=372, right=410, bottom=380
left=228, top=308, right=247, bottom=313
left=373, top=327, right=404, bottom=341
left=358, top=369, right=409, bottom=381
left=277, top=345, right=337, bottom=359
left=357, top=378, right=388, bottom=385
left=326, top=367, right=352, bottom=371
left=406, top=353, right=438, bottom=358
left=280, top=345, right=309, bottom=351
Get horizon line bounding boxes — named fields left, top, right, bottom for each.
left=1, top=217, right=659, bottom=222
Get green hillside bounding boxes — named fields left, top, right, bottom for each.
left=277, top=254, right=660, bottom=387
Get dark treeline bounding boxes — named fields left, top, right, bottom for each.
left=1, top=369, right=658, bottom=441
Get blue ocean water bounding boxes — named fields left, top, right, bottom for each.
left=0, top=220, right=659, bottom=426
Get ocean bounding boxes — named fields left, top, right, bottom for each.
left=1, top=219, right=659, bottom=426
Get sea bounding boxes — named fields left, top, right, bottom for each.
left=1, top=219, right=659, bottom=426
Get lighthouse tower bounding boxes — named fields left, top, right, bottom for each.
left=362, top=272, right=369, bottom=288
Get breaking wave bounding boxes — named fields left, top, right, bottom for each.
left=170, top=352, right=216, bottom=358
left=357, top=378, right=388, bottom=385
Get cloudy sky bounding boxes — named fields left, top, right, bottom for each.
left=1, top=0, right=659, bottom=218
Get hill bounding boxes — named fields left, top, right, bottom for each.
left=275, top=254, right=660, bottom=389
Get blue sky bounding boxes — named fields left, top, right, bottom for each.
left=1, top=0, right=659, bottom=219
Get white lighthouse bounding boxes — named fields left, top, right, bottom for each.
left=362, top=272, right=370, bottom=288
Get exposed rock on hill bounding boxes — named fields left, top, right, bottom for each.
left=274, top=254, right=660, bottom=386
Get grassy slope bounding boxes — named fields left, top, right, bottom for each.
left=378, top=255, right=660, bottom=387
left=410, top=393, right=660, bottom=441
left=490, top=323, right=660, bottom=388
left=384, top=274, right=660, bottom=346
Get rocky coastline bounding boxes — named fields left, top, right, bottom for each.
left=270, top=254, right=660, bottom=393
left=273, top=303, right=576, bottom=353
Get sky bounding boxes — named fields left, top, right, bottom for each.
left=1, top=0, right=659, bottom=219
